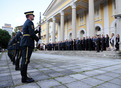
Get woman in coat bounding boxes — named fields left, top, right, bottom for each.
left=115, top=34, right=120, bottom=51
left=105, top=34, right=109, bottom=51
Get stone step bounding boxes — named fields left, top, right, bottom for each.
left=36, top=51, right=121, bottom=59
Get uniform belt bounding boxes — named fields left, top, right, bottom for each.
left=23, top=34, right=30, bottom=36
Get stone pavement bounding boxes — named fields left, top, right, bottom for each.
left=0, top=52, right=121, bottom=88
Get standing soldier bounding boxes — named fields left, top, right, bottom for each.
left=8, top=38, right=14, bottom=63
left=15, top=28, right=23, bottom=70
left=8, top=35, right=17, bottom=65
left=20, top=11, right=39, bottom=83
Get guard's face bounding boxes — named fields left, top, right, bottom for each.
left=30, top=15, right=34, bottom=20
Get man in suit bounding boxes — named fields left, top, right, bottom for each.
left=85, top=37, right=88, bottom=50
left=96, top=35, right=101, bottom=52
left=101, top=35, right=106, bottom=51
left=88, top=37, right=92, bottom=51
left=20, top=11, right=39, bottom=83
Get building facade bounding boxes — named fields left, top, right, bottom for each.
left=2, top=24, right=13, bottom=36
left=41, top=0, right=121, bottom=50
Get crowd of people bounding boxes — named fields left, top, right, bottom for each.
left=44, top=33, right=120, bottom=52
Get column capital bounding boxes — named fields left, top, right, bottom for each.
left=71, top=2, right=76, bottom=9
left=60, top=11, right=64, bottom=16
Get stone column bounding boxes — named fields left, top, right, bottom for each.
left=71, top=2, right=77, bottom=40
left=89, top=0, right=95, bottom=37
left=52, top=17, right=56, bottom=43
left=46, top=21, right=49, bottom=44
left=116, top=0, right=121, bottom=51
left=60, top=11, right=64, bottom=42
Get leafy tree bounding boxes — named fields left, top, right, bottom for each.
left=0, top=29, right=11, bottom=48
left=12, top=32, right=16, bottom=37
left=14, top=27, right=18, bottom=33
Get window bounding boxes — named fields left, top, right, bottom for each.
left=114, top=0, right=116, bottom=10
left=112, top=0, right=116, bottom=15
left=79, top=12, right=85, bottom=26
left=95, top=5, right=101, bottom=20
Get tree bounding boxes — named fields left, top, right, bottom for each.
left=0, top=29, right=11, bottom=49
left=12, top=32, right=16, bottom=37
left=14, top=27, right=18, bottom=33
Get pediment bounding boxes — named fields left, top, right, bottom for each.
left=44, top=0, right=66, bottom=16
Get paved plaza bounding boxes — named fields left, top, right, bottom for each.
left=0, top=51, right=121, bottom=88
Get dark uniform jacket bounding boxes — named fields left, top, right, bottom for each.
left=20, top=19, right=39, bottom=49
left=8, top=37, right=17, bottom=50
left=16, top=31, right=22, bottom=50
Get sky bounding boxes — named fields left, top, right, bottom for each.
left=0, top=0, right=52, bottom=29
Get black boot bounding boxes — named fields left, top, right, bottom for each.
left=22, top=77, right=34, bottom=83
left=21, top=64, right=34, bottom=83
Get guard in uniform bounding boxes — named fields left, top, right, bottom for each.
left=15, top=28, right=23, bottom=71
left=8, top=39, right=13, bottom=62
left=20, top=11, right=39, bottom=83
left=8, top=35, right=17, bottom=65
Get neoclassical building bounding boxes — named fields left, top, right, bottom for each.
left=41, top=0, right=121, bottom=50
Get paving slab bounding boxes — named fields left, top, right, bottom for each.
left=37, top=79, right=61, bottom=88
left=1, top=52, right=121, bottom=88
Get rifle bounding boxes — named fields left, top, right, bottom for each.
left=36, top=12, right=41, bottom=50
left=39, top=12, right=41, bottom=39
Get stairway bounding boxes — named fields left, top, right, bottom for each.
left=36, top=51, right=121, bottom=59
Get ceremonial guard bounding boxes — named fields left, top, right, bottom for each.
left=8, top=39, right=14, bottom=63
left=8, top=35, right=17, bottom=65
left=20, top=11, right=39, bottom=83
left=15, top=28, right=23, bottom=70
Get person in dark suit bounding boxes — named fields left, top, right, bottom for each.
left=51, top=43, right=54, bottom=51
left=101, top=35, right=106, bottom=51
left=85, top=37, right=88, bottom=50
left=73, top=39, right=76, bottom=50
left=93, top=36, right=97, bottom=51
left=70, top=39, right=73, bottom=50
left=20, top=11, right=39, bottom=83
left=115, top=34, right=120, bottom=51
left=105, top=34, right=109, bottom=51
left=79, top=38, right=82, bottom=50
left=88, top=37, right=92, bottom=51
left=15, top=28, right=23, bottom=71
left=82, top=37, right=85, bottom=50
left=66, top=40, right=69, bottom=50
left=62, top=41, right=65, bottom=50
left=76, top=38, right=79, bottom=50
left=96, top=35, right=101, bottom=52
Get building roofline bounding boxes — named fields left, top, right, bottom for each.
left=43, top=0, right=56, bottom=16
